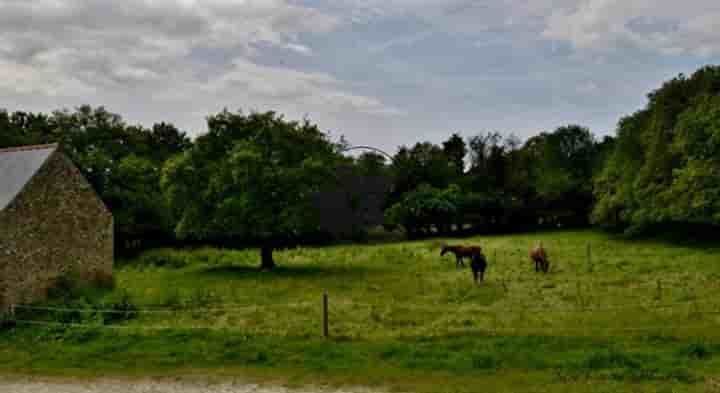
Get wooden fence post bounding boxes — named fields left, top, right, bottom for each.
left=322, top=292, right=329, bottom=338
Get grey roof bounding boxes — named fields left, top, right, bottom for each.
left=0, top=144, right=57, bottom=210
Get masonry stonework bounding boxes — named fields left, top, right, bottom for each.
left=0, top=148, right=113, bottom=312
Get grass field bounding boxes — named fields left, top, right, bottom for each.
left=3, top=229, right=720, bottom=392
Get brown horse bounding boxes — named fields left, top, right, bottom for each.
left=440, top=245, right=483, bottom=268
left=530, top=242, right=550, bottom=273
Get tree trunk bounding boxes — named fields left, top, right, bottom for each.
left=260, top=246, right=276, bottom=271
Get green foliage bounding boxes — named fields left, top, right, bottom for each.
left=390, top=142, right=457, bottom=201
left=594, top=66, right=720, bottom=232
left=385, top=184, right=461, bottom=236
left=99, top=290, right=139, bottom=324
left=161, top=110, right=343, bottom=267
left=442, top=133, right=467, bottom=175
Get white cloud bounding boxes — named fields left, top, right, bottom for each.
left=0, top=0, right=403, bottom=135
left=542, top=0, right=720, bottom=56
left=200, top=58, right=404, bottom=116
left=282, top=43, right=313, bottom=55
left=333, top=0, right=720, bottom=57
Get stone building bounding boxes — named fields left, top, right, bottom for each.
left=0, top=144, right=113, bottom=312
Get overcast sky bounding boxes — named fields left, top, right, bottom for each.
left=1, top=0, right=719, bottom=154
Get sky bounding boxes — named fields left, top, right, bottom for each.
left=1, top=0, right=719, bottom=155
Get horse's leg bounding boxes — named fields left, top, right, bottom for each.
left=472, top=267, right=478, bottom=284
left=535, top=260, right=539, bottom=272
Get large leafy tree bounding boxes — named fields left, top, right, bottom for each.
left=162, top=110, right=342, bottom=270
left=593, top=65, right=720, bottom=232
left=390, top=141, right=455, bottom=205
left=528, top=125, right=597, bottom=205
left=442, top=133, right=467, bottom=176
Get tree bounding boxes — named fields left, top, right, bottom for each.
left=384, top=184, right=460, bottom=237
left=162, top=110, right=342, bottom=270
left=355, top=151, right=389, bottom=177
left=593, top=65, right=720, bottom=232
left=467, top=132, right=504, bottom=191
left=442, top=133, right=467, bottom=176
left=390, top=141, right=455, bottom=206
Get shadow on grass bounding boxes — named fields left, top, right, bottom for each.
left=196, top=264, right=378, bottom=281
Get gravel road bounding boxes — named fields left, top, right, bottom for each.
left=0, top=377, right=384, bottom=393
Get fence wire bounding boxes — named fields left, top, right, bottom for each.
left=5, top=296, right=720, bottom=336
left=10, top=297, right=716, bottom=315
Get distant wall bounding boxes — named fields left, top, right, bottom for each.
left=0, top=151, right=113, bottom=311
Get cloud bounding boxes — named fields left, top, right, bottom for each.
left=0, top=0, right=404, bottom=134
left=329, top=0, right=720, bottom=57
left=542, top=0, right=720, bottom=56
left=368, top=31, right=434, bottom=54
left=1, top=0, right=718, bottom=156
left=199, top=58, right=404, bottom=116
left=282, top=43, right=313, bottom=55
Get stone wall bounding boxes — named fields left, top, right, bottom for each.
left=0, top=150, right=113, bottom=312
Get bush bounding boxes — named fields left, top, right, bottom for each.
left=100, top=290, right=139, bottom=324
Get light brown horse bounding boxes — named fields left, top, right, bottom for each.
left=530, top=242, right=549, bottom=273
left=440, top=245, right=483, bottom=268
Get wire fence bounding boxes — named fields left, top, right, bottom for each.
left=4, top=295, right=720, bottom=337
left=10, top=295, right=717, bottom=315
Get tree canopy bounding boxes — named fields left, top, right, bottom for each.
left=161, top=110, right=344, bottom=269
left=592, top=65, right=720, bottom=232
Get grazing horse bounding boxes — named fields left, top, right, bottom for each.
left=470, top=251, right=488, bottom=284
left=440, top=245, right=482, bottom=268
left=530, top=242, right=550, bottom=273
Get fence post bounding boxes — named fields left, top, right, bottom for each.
left=322, top=292, right=329, bottom=338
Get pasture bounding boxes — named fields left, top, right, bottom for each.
left=3, top=230, right=720, bottom=392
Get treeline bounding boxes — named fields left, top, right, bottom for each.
left=379, top=126, right=614, bottom=237
left=1, top=64, right=719, bottom=260
left=593, top=65, right=720, bottom=234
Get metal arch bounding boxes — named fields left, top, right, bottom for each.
left=341, top=145, right=394, bottom=162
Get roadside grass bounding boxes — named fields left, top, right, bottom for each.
left=3, top=229, right=720, bottom=392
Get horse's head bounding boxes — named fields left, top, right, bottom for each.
left=440, top=245, right=449, bottom=256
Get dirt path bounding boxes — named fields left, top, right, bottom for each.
left=0, top=377, right=384, bottom=393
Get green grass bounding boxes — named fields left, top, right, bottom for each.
left=3, top=229, right=720, bottom=392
